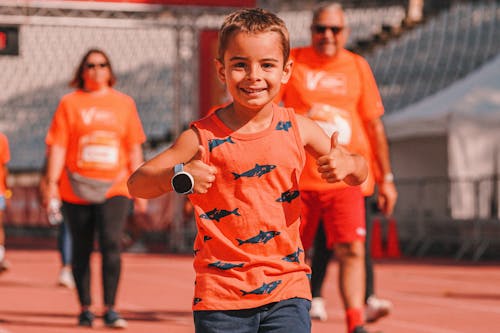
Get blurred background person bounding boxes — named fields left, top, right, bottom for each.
left=279, top=2, right=397, bottom=333
left=41, top=48, right=147, bottom=329
left=39, top=165, right=75, bottom=289
left=0, top=132, right=10, bottom=274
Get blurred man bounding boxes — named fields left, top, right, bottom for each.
left=0, top=132, right=10, bottom=273
left=279, top=3, right=397, bottom=333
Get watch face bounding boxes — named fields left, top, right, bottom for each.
left=172, top=173, right=193, bottom=194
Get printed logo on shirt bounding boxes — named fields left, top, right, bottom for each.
left=80, top=107, right=116, bottom=125
left=305, top=71, right=347, bottom=95
left=308, top=103, right=352, bottom=145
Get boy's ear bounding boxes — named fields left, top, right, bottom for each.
left=215, top=58, right=226, bottom=83
left=281, top=59, right=293, bottom=84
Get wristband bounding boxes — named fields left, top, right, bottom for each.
left=383, top=172, right=394, bottom=183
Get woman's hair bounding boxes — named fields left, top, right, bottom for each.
left=69, top=48, right=116, bottom=89
left=217, top=8, right=290, bottom=65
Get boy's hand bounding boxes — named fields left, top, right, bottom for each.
left=184, top=145, right=217, bottom=194
left=316, top=132, right=353, bottom=183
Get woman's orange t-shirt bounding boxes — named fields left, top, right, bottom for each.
left=189, top=104, right=312, bottom=310
left=46, top=89, right=146, bottom=204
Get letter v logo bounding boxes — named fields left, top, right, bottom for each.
left=306, top=71, right=325, bottom=90
left=81, top=107, right=96, bottom=125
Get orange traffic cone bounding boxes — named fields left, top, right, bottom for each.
left=370, top=218, right=384, bottom=259
left=385, top=218, right=401, bottom=258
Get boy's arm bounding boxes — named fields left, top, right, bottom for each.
left=127, top=128, right=217, bottom=199
left=297, top=115, right=368, bottom=186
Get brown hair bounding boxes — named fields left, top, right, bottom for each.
left=69, top=48, right=116, bottom=89
left=217, top=8, right=290, bottom=65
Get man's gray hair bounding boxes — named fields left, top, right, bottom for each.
left=312, top=2, right=344, bottom=23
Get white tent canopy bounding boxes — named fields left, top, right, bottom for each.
left=383, top=54, right=500, bottom=219
left=383, top=54, right=500, bottom=140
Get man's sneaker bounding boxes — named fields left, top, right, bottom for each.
left=104, top=309, right=128, bottom=329
left=0, top=260, right=10, bottom=273
left=78, top=310, right=95, bottom=327
left=365, top=295, right=392, bottom=323
left=310, top=297, right=328, bottom=321
left=352, top=325, right=370, bottom=333
left=58, top=267, right=75, bottom=289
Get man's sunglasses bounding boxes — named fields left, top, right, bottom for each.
left=312, top=25, right=344, bottom=35
left=85, top=62, right=109, bottom=69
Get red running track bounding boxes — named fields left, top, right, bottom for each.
left=0, top=249, right=499, bottom=333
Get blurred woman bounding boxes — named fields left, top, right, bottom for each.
left=42, top=49, right=147, bottom=328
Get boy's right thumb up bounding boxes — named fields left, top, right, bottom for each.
left=190, top=145, right=206, bottom=162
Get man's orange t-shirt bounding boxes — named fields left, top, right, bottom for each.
left=189, top=104, right=312, bottom=310
left=280, top=47, right=384, bottom=195
left=0, top=133, right=10, bottom=195
left=46, top=89, right=146, bottom=204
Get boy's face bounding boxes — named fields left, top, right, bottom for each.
left=216, top=31, right=292, bottom=110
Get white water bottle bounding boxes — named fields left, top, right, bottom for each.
left=47, top=198, right=63, bottom=226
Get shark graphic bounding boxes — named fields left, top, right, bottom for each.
left=232, top=164, right=276, bottom=179
left=237, top=230, right=280, bottom=246
left=208, top=261, right=245, bottom=270
left=240, top=280, right=282, bottom=296
left=208, top=136, right=235, bottom=152
left=200, top=208, right=241, bottom=222
left=193, top=297, right=202, bottom=305
left=282, top=248, right=304, bottom=263
left=276, top=190, right=300, bottom=203
left=276, top=121, right=292, bottom=132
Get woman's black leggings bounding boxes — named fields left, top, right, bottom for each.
left=63, top=196, right=131, bottom=307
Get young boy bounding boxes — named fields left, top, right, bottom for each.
left=127, top=8, right=367, bottom=333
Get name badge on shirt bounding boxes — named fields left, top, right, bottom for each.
left=77, top=131, right=120, bottom=170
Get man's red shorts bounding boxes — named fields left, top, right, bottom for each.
left=300, top=186, right=365, bottom=250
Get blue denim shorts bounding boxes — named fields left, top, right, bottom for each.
left=194, top=297, right=311, bottom=333
left=0, top=195, right=5, bottom=211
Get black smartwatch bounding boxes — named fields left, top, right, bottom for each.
left=171, top=163, right=194, bottom=194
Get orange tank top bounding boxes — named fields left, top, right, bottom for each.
left=189, top=104, right=312, bottom=311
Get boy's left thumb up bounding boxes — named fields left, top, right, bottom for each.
left=330, top=132, right=339, bottom=150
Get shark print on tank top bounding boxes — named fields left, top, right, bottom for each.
left=188, top=104, right=312, bottom=311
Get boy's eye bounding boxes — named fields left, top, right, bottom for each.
left=262, top=63, right=275, bottom=69
left=233, top=62, right=246, bottom=68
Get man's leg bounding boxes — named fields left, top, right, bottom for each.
left=322, top=186, right=367, bottom=333
left=334, top=241, right=366, bottom=333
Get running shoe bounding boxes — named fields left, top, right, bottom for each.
left=58, top=267, right=75, bottom=289
left=78, top=310, right=95, bottom=327
left=310, top=297, right=328, bottom=321
left=365, top=295, right=392, bottom=323
left=104, top=309, right=128, bottom=329
left=0, top=260, right=10, bottom=273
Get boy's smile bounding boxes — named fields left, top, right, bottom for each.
left=217, top=31, right=292, bottom=111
